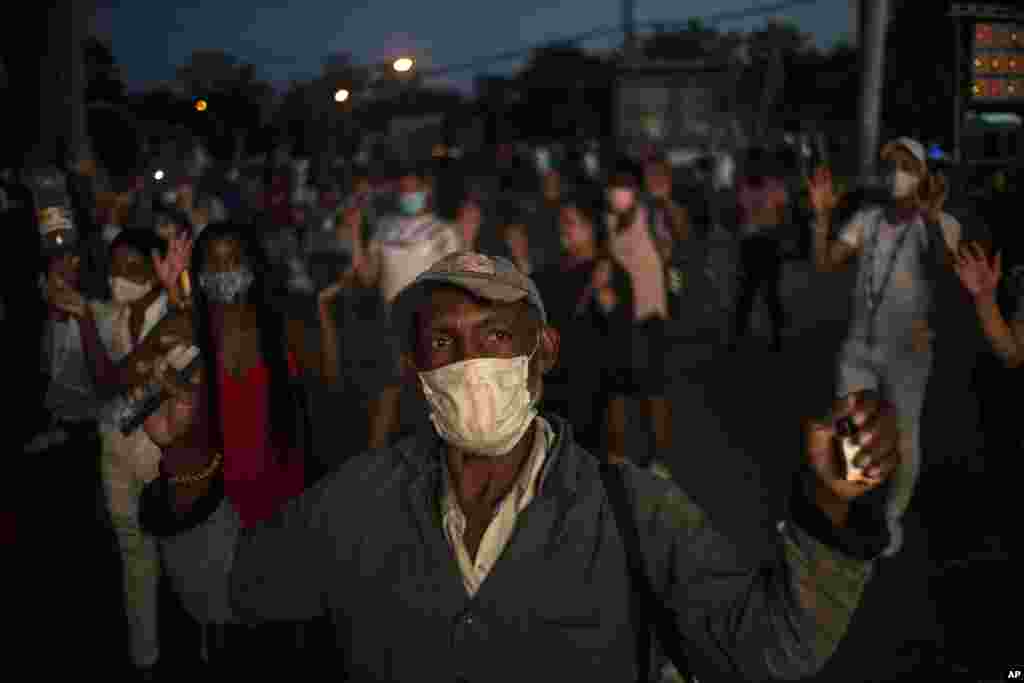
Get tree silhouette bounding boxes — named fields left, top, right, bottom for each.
left=513, top=45, right=614, bottom=141
left=175, top=50, right=275, bottom=160
left=643, top=18, right=721, bottom=62
left=83, top=36, right=125, bottom=104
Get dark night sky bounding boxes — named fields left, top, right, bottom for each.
left=92, top=0, right=852, bottom=94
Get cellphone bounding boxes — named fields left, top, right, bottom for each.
left=836, top=416, right=869, bottom=482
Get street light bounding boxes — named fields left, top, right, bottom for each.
left=335, top=88, right=350, bottom=103
left=392, top=57, right=414, bottom=73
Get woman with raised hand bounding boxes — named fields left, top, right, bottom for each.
left=808, top=137, right=970, bottom=557
left=138, top=221, right=317, bottom=672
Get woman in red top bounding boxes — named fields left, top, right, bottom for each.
left=190, top=221, right=307, bottom=528
left=141, top=222, right=317, bottom=672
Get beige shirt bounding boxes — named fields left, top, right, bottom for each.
left=440, top=416, right=554, bottom=597
left=372, top=214, right=463, bottom=303
left=608, top=206, right=669, bottom=321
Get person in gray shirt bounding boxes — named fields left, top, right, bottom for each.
left=140, top=252, right=900, bottom=681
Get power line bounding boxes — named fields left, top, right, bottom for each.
left=420, top=25, right=621, bottom=79
left=422, top=0, right=825, bottom=78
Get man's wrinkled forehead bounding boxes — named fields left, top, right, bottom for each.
left=417, top=285, right=528, bottom=331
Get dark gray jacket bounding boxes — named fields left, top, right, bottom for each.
left=225, top=414, right=881, bottom=682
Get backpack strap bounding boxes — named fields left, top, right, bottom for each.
left=599, top=462, right=695, bottom=682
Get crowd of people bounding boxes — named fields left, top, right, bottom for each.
left=7, top=133, right=1022, bottom=681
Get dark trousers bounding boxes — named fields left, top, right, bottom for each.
left=732, top=233, right=786, bottom=346
left=23, top=419, right=123, bottom=672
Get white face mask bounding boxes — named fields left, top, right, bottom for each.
left=418, top=339, right=540, bottom=457
left=889, top=170, right=920, bottom=199
left=608, top=188, right=635, bottom=213
left=110, top=276, right=153, bottom=305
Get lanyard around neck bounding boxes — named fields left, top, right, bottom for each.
left=863, top=214, right=916, bottom=341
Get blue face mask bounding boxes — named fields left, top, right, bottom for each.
left=398, top=191, right=427, bottom=216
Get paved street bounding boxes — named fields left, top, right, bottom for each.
left=55, top=251, right=1017, bottom=680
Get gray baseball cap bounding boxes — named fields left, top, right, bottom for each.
left=882, top=137, right=927, bottom=166
left=392, top=252, right=548, bottom=350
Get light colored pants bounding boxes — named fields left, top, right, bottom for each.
left=159, top=497, right=241, bottom=627
left=836, top=337, right=933, bottom=524
left=99, top=427, right=163, bottom=669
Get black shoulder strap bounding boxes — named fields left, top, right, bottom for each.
left=599, top=462, right=694, bottom=682
left=922, top=217, right=948, bottom=272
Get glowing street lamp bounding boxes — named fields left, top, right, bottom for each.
left=335, top=88, right=350, bottom=103
left=194, top=98, right=208, bottom=112
left=392, top=57, right=414, bottom=73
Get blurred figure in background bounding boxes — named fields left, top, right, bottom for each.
left=602, top=167, right=674, bottom=479
left=48, top=227, right=189, bottom=677
left=729, top=147, right=789, bottom=352
left=347, top=164, right=462, bottom=449
left=523, top=168, right=565, bottom=273
left=532, top=197, right=633, bottom=456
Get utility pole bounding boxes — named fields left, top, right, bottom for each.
left=32, top=0, right=91, bottom=170
left=858, top=0, right=891, bottom=183
left=623, top=0, right=637, bottom=61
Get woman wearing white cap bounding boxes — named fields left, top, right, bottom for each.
left=807, top=137, right=962, bottom=557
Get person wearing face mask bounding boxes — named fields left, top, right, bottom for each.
left=345, top=163, right=462, bottom=451
left=809, top=137, right=976, bottom=557
left=602, top=168, right=674, bottom=479
left=115, top=222, right=321, bottom=673
left=52, top=229, right=192, bottom=394
left=75, top=176, right=139, bottom=302
left=45, top=227, right=191, bottom=679
left=133, top=250, right=905, bottom=683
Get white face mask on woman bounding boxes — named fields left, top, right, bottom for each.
left=888, top=170, right=921, bottom=199
left=608, top=188, right=636, bottom=213
left=109, top=276, right=153, bottom=305
left=418, top=337, right=540, bottom=457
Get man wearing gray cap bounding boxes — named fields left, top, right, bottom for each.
left=145, top=251, right=902, bottom=681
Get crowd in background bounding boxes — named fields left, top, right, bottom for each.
left=4, top=133, right=1023, bottom=680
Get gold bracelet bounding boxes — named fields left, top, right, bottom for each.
left=169, top=451, right=223, bottom=486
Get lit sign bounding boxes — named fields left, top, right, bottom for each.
left=979, top=112, right=1023, bottom=126
left=974, top=77, right=1024, bottom=99
left=975, top=23, right=1024, bottom=48
left=972, top=22, right=1024, bottom=100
